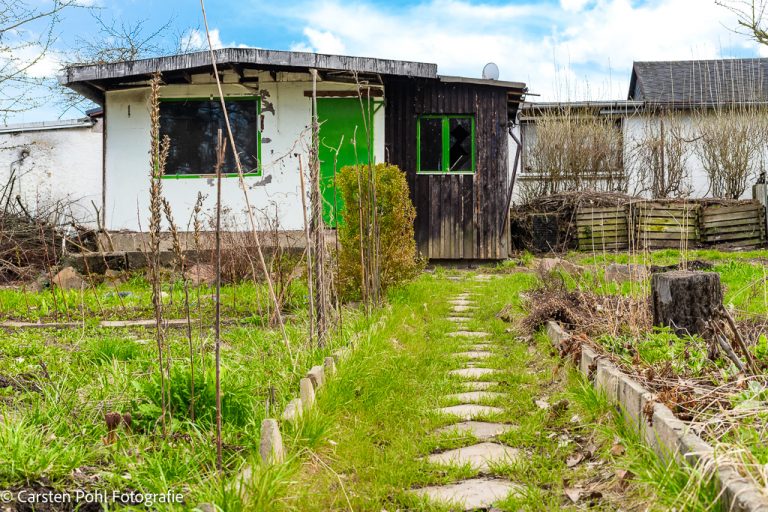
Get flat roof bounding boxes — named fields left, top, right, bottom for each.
left=0, top=117, right=95, bottom=134
left=439, top=75, right=526, bottom=90
left=61, top=48, right=527, bottom=105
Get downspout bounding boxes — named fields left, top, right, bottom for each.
left=500, top=124, right=522, bottom=236
left=102, top=101, right=107, bottom=233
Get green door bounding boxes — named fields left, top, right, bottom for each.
left=317, top=98, right=372, bottom=227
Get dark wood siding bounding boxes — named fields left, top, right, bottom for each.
left=383, top=77, right=510, bottom=259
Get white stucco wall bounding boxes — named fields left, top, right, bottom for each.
left=104, top=71, right=386, bottom=231
left=0, top=121, right=102, bottom=225
left=512, top=113, right=760, bottom=203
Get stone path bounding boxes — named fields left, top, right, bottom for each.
left=411, top=291, right=521, bottom=510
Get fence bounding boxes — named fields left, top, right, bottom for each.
left=576, top=200, right=765, bottom=251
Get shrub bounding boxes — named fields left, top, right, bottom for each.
left=336, top=163, right=422, bottom=299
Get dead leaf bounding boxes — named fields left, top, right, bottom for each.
left=535, top=399, right=550, bottom=410
left=610, top=442, right=625, bottom=456
left=616, top=469, right=634, bottom=490
left=564, top=488, right=582, bottom=503
left=566, top=452, right=584, bottom=468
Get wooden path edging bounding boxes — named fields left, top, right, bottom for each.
left=545, top=320, right=768, bottom=512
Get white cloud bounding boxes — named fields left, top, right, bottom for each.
left=181, top=28, right=225, bottom=51
left=291, top=28, right=346, bottom=54
left=288, top=0, right=764, bottom=101
left=560, top=0, right=592, bottom=12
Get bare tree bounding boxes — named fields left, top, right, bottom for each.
left=695, top=105, right=767, bottom=199
left=0, top=0, right=84, bottom=121
left=520, top=108, right=625, bottom=202
left=629, top=112, right=693, bottom=198
left=59, top=13, right=196, bottom=116
left=717, top=0, right=768, bottom=45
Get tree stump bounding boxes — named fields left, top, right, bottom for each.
left=650, top=270, right=722, bottom=336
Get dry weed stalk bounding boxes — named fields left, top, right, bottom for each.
left=629, top=111, right=693, bottom=198
left=695, top=104, right=768, bottom=198
left=147, top=72, right=171, bottom=437
left=162, top=197, right=195, bottom=421
left=521, top=108, right=625, bottom=201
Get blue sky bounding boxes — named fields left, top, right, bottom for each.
left=11, top=0, right=767, bottom=123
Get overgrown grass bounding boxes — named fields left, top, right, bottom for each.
left=0, top=276, right=308, bottom=322
left=0, top=278, right=370, bottom=509
left=286, top=272, right=710, bottom=510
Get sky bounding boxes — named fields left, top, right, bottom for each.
left=9, top=0, right=768, bottom=123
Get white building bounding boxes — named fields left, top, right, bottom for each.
left=516, top=58, right=768, bottom=203
left=0, top=111, right=103, bottom=225
left=60, top=48, right=527, bottom=260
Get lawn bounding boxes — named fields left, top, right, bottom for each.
left=0, top=277, right=371, bottom=510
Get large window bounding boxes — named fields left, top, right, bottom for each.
left=159, top=97, right=261, bottom=178
left=417, top=115, right=475, bottom=174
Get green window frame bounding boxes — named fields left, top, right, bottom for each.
left=416, top=114, right=476, bottom=174
left=159, top=96, right=262, bottom=179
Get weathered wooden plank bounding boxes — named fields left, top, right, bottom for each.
left=637, top=203, right=701, bottom=211
left=704, top=232, right=766, bottom=242
left=575, top=217, right=627, bottom=226
left=702, top=218, right=763, bottom=229
left=637, top=232, right=698, bottom=240
left=578, top=230, right=629, bottom=238
left=462, top=174, right=474, bottom=259
left=700, top=210, right=762, bottom=223
left=702, top=224, right=765, bottom=235
left=701, top=204, right=763, bottom=215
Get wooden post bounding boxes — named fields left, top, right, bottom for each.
left=651, top=270, right=722, bottom=336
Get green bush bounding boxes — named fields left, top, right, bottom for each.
left=336, top=163, right=422, bottom=299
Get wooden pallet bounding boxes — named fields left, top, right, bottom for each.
left=634, top=202, right=700, bottom=250
left=575, top=206, right=628, bottom=251
left=700, top=203, right=766, bottom=249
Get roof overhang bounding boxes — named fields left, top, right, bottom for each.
left=60, top=48, right=440, bottom=105
left=0, top=117, right=95, bottom=134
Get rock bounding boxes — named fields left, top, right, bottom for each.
left=323, top=357, right=336, bottom=376
left=604, top=263, right=649, bottom=283
left=104, top=269, right=127, bottom=284
left=282, top=398, right=302, bottom=424
left=259, top=419, right=284, bottom=464
left=52, top=267, right=85, bottom=290
left=300, top=378, right=315, bottom=409
left=185, top=263, right=217, bottom=286
left=105, top=291, right=135, bottom=299
left=537, top=258, right=584, bottom=276
left=30, top=274, right=50, bottom=292
left=306, top=365, right=325, bottom=389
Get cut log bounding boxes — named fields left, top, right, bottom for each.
left=650, top=270, right=722, bottom=336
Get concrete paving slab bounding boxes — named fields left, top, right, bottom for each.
left=411, top=478, right=519, bottom=510
left=438, top=404, right=503, bottom=420
left=445, top=391, right=505, bottom=403
left=448, top=331, right=490, bottom=338
left=462, top=381, right=494, bottom=391
left=455, top=351, right=493, bottom=359
left=452, top=305, right=476, bottom=312
left=427, top=442, right=519, bottom=472
left=450, top=368, right=499, bottom=379
left=434, top=421, right=516, bottom=441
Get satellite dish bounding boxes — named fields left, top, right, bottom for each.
left=482, top=62, right=500, bottom=80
